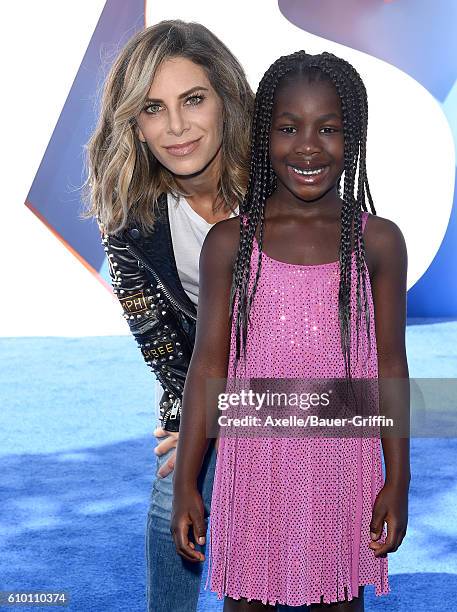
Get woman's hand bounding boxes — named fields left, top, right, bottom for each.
left=171, top=485, right=207, bottom=563
left=369, top=481, right=409, bottom=558
left=154, top=427, right=179, bottom=478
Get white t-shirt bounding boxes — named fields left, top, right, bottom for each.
left=167, top=192, right=238, bottom=307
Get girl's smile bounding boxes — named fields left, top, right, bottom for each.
left=287, top=163, right=330, bottom=185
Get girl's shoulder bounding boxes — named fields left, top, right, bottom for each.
left=202, top=216, right=241, bottom=264
left=363, top=213, right=407, bottom=270
left=363, top=212, right=404, bottom=241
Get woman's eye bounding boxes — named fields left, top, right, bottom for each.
left=144, top=103, right=163, bottom=115
left=279, top=126, right=297, bottom=134
left=320, top=127, right=340, bottom=134
left=185, top=94, right=205, bottom=106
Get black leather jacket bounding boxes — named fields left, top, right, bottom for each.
left=101, top=193, right=197, bottom=432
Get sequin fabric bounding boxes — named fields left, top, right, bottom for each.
left=206, top=212, right=389, bottom=607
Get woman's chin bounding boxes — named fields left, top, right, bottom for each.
left=166, top=158, right=218, bottom=180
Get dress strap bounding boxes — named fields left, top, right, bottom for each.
left=361, top=211, right=369, bottom=234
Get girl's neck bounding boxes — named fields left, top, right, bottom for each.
left=267, top=184, right=342, bottom=220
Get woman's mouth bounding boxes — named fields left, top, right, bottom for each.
left=163, top=138, right=202, bottom=157
left=287, top=164, right=329, bottom=185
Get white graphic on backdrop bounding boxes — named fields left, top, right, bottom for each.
left=2, top=1, right=453, bottom=336
left=148, top=0, right=454, bottom=290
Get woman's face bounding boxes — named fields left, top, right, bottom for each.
left=136, top=57, right=224, bottom=177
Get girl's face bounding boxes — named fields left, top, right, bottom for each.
left=136, top=57, right=224, bottom=177
left=269, top=77, right=344, bottom=202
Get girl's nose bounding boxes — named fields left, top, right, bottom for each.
left=294, top=133, right=321, bottom=157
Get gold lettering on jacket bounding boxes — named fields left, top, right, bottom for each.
left=143, top=342, right=174, bottom=359
left=120, top=292, right=147, bottom=313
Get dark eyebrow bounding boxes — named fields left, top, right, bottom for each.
left=145, top=86, right=209, bottom=104
left=275, top=111, right=341, bottom=122
left=318, top=112, right=341, bottom=122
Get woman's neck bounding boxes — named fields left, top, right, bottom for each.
left=174, top=148, right=235, bottom=224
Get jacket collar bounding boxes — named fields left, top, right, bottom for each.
left=121, top=193, right=198, bottom=317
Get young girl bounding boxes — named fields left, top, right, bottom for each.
left=171, top=51, right=410, bottom=611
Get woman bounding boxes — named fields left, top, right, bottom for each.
left=84, top=20, right=254, bottom=612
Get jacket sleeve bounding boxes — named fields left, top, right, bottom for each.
left=101, top=229, right=192, bottom=431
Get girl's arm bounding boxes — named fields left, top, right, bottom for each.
left=171, top=218, right=239, bottom=563
left=365, top=215, right=411, bottom=558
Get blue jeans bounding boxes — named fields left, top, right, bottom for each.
left=145, top=434, right=217, bottom=612
left=145, top=435, right=309, bottom=611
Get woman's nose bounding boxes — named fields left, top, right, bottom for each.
left=167, top=108, right=188, bottom=137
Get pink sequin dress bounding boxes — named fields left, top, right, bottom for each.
left=206, top=212, right=389, bottom=607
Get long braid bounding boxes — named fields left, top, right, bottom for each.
left=319, top=56, right=359, bottom=380
left=230, top=54, right=298, bottom=368
left=340, top=57, right=373, bottom=364
left=231, top=51, right=376, bottom=382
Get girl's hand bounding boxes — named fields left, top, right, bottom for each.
left=171, top=486, right=207, bottom=563
left=153, top=427, right=179, bottom=478
left=369, top=482, right=409, bottom=558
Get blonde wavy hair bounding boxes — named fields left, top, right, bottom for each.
left=83, top=20, right=254, bottom=235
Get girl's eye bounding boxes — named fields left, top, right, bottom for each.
left=185, top=94, right=205, bottom=106
left=320, top=127, right=340, bottom=134
left=144, top=103, right=163, bottom=115
left=279, top=126, right=297, bottom=134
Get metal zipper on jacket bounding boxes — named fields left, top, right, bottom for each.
left=125, top=244, right=197, bottom=321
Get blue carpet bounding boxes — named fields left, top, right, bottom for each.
left=0, top=321, right=456, bottom=611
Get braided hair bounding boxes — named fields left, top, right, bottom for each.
left=230, top=51, right=376, bottom=381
